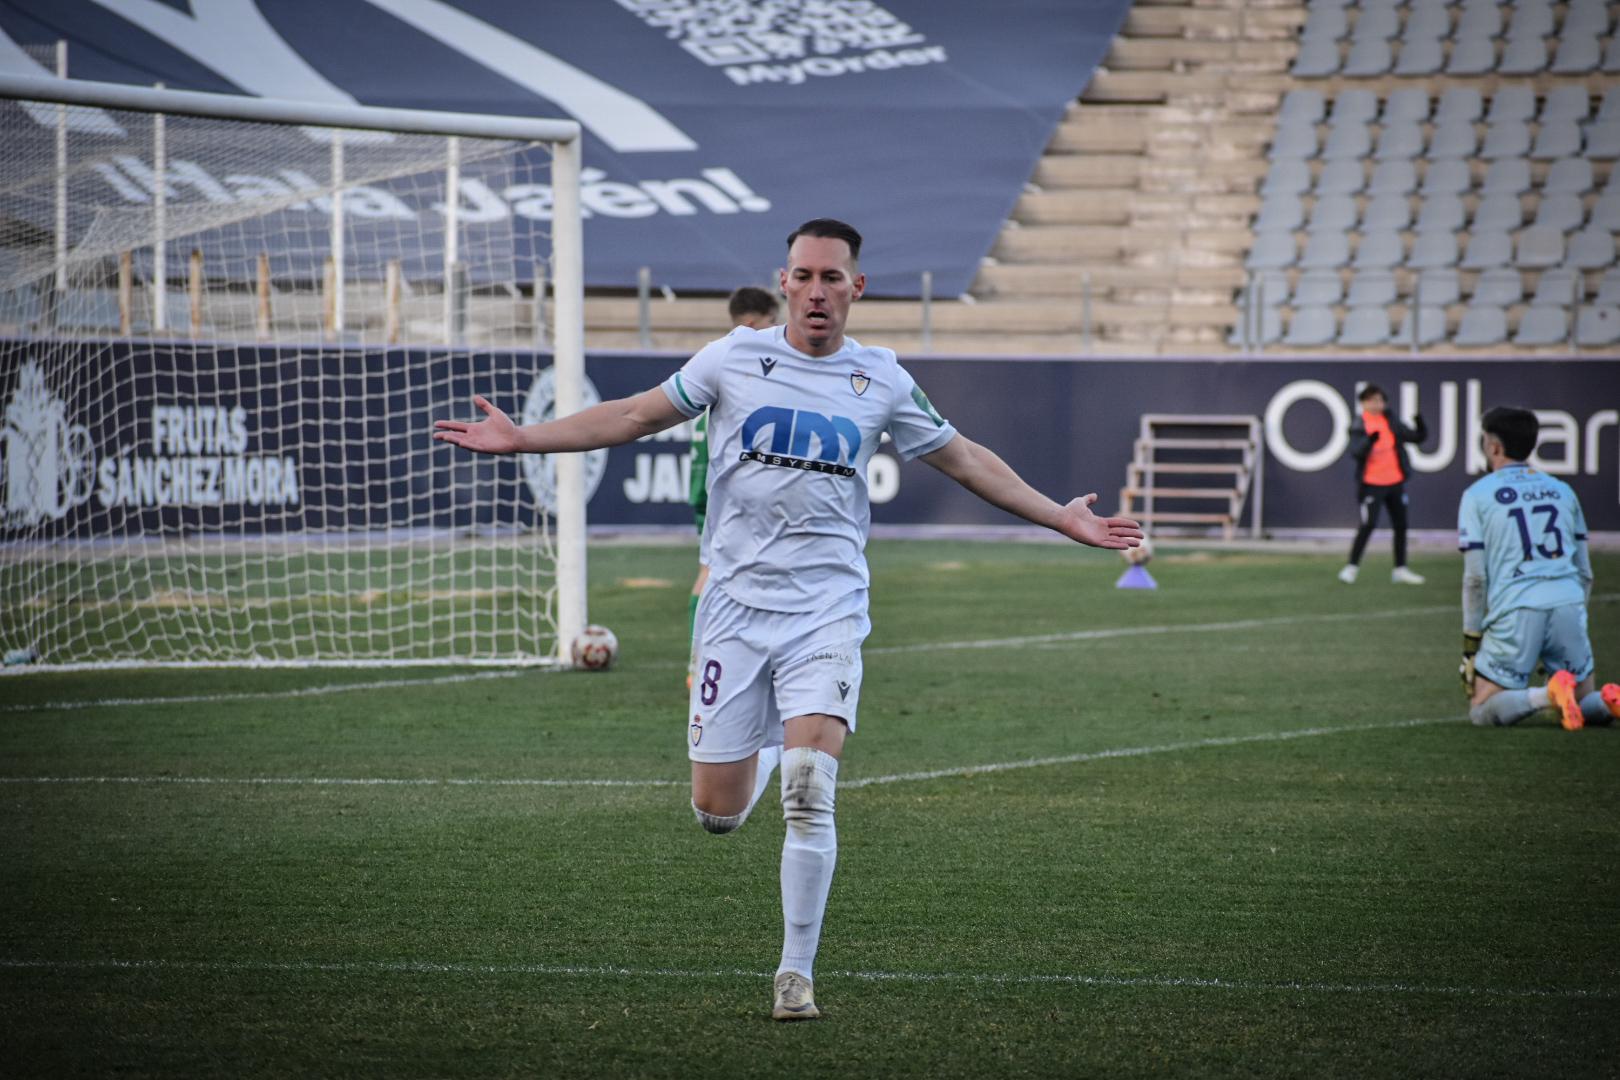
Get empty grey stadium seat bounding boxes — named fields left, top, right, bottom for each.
left=1262, top=158, right=1312, bottom=197
left=1255, top=192, right=1306, bottom=231
left=1368, top=159, right=1418, bottom=195
left=1292, top=34, right=1343, bottom=77
left=1347, top=268, right=1398, bottom=306
left=1454, top=305, right=1509, bottom=345
left=1284, top=306, right=1338, bottom=346
left=1402, top=2, right=1451, bottom=40
left=1514, top=305, right=1570, bottom=345
left=1330, top=89, right=1380, bottom=126
left=1407, top=229, right=1460, bottom=269
left=1534, top=194, right=1585, bottom=232
left=1427, top=117, right=1479, bottom=159
left=1435, top=87, right=1484, bottom=125
left=1304, top=5, right=1350, bottom=39
left=1481, top=157, right=1530, bottom=195
left=1474, top=193, right=1525, bottom=230
left=1300, top=231, right=1352, bottom=270
left=1352, top=2, right=1402, bottom=40
left=1508, top=0, right=1555, bottom=39
left=1456, top=0, right=1503, bottom=39
left=1366, top=193, right=1415, bottom=230
left=1542, top=156, right=1594, bottom=195
left=1316, top=158, right=1367, bottom=195
left=1238, top=270, right=1292, bottom=309
left=1575, top=306, right=1620, bottom=346
left=1294, top=269, right=1346, bottom=306
left=1353, top=229, right=1405, bottom=269
left=1415, top=267, right=1462, bottom=306
left=1564, top=0, right=1611, bottom=36
left=1566, top=227, right=1617, bottom=269
left=1269, top=119, right=1319, bottom=160
left=1606, top=35, right=1620, bottom=73
left=1590, top=191, right=1620, bottom=231
left=1585, top=119, right=1620, bottom=160
left=1281, top=89, right=1327, bottom=125
left=1530, top=120, right=1582, bottom=160
left=1598, top=268, right=1620, bottom=306
left=1542, top=86, right=1592, bottom=123
left=1601, top=87, right=1620, bottom=123
left=1375, top=120, right=1425, bottom=160
left=1515, top=226, right=1566, bottom=267
left=1461, top=229, right=1514, bottom=269
left=1498, top=35, right=1548, bottom=76
left=1421, top=158, right=1473, bottom=196
left=1445, top=33, right=1497, bottom=75
left=1383, top=88, right=1432, bottom=125
left=1396, top=305, right=1448, bottom=346
left=1246, top=230, right=1299, bottom=270
left=1344, top=37, right=1394, bottom=76
left=1531, top=266, right=1582, bottom=306
left=1488, top=86, right=1538, bottom=124
left=1472, top=267, right=1525, bottom=305
left=1416, top=194, right=1465, bottom=231
left=1481, top=120, right=1532, bottom=160
left=1393, top=37, right=1445, bottom=76
left=1551, top=34, right=1601, bottom=74
left=1308, top=194, right=1359, bottom=233
left=1338, top=306, right=1392, bottom=345
left=1322, top=122, right=1373, bottom=160
left=1229, top=305, right=1284, bottom=347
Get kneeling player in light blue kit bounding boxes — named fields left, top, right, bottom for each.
left=1459, top=406, right=1619, bottom=729
left=435, top=218, right=1143, bottom=1021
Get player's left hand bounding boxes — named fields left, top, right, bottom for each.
left=1056, top=494, right=1145, bottom=550
left=1460, top=631, right=1481, bottom=696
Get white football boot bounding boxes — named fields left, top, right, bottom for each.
left=1391, top=566, right=1425, bottom=585
left=772, top=971, right=820, bottom=1021
left=1337, top=564, right=1359, bottom=584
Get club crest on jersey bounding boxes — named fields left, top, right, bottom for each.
left=850, top=372, right=870, bottom=396
left=759, top=356, right=777, bottom=377
left=690, top=715, right=703, bottom=746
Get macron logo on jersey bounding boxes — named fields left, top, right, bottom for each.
left=740, top=405, right=862, bottom=477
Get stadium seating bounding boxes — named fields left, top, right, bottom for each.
left=1234, top=0, right=1620, bottom=351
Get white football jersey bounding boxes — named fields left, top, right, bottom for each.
left=661, top=325, right=956, bottom=612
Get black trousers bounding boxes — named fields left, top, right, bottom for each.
left=1348, top=482, right=1409, bottom=567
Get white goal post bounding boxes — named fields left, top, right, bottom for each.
left=0, top=72, right=587, bottom=670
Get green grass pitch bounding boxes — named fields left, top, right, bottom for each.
left=3, top=540, right=1618, bottom=1079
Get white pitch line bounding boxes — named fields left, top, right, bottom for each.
left=0, top=668, right=531, bottom=714
left=0, top=957, right=1609, bottom=1001
left=0, top=714, right=1455, bottom=791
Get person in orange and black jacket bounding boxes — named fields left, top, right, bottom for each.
left=1338, top=384, right=1428, bottom=586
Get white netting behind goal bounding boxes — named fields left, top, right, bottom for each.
left=0, top=86, right=577, bottom=668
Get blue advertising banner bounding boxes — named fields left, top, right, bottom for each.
left=4, top=341, right=1615, bottom=541
left=0, top=0, right=1131, bottom=296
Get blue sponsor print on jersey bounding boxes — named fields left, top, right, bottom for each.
left=740, top=406, right=862, bottom=477
left=1495, top=487, right=1518, bottom=504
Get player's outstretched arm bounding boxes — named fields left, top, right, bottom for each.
left=921, top=434, right=1143, bottom=550
left=433, top=387, right=685, bottom=455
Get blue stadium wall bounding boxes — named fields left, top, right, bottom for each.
left=4, top=343, right=1613, bottom=537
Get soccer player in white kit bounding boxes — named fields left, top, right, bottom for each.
left=434, top=219, right=1143, bottom=1020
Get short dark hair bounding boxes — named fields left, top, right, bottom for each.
left=1358, top=384, right=1386, bottom=402
left=727, top=285, right=777, bottom=321
left=786, top=218, right=862, bottom=262
left=1481, top=406, right=1539, bottom=461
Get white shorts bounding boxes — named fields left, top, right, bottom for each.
left=686, top=585, right=870, bottom=764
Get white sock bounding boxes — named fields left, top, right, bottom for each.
left=777, top=746, right=838, bottom=981
left=1470, top=688, right=1547, bottom=727
left=748, top=745, right=782, bottom=816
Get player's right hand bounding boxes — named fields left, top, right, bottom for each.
left=1460, top=631, right=1482, bottom=695
left=432, top=395, right=520, bottom=454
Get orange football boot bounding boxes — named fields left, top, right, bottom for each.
left=1601, top=683, right=1620, bottom=723
left=1547, top=670, right=1583, bottom=731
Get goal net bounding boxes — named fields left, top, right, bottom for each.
left=0, top=73, right=585, bottom=670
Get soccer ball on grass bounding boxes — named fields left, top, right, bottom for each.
left=570, top=624, right=619, bottom=670
left=1121, top=535, right=1153, bottom=566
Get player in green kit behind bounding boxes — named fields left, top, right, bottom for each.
left=1459, top=406, right=1620, bottom=729
left=689, top=286, right=780, bottom=688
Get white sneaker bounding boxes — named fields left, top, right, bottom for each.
left=1337, top=564, right=1359, bottom=584
left=1391, top=567, right=1425, bottom=585
left=772, top=970, right=820, bottom=1021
